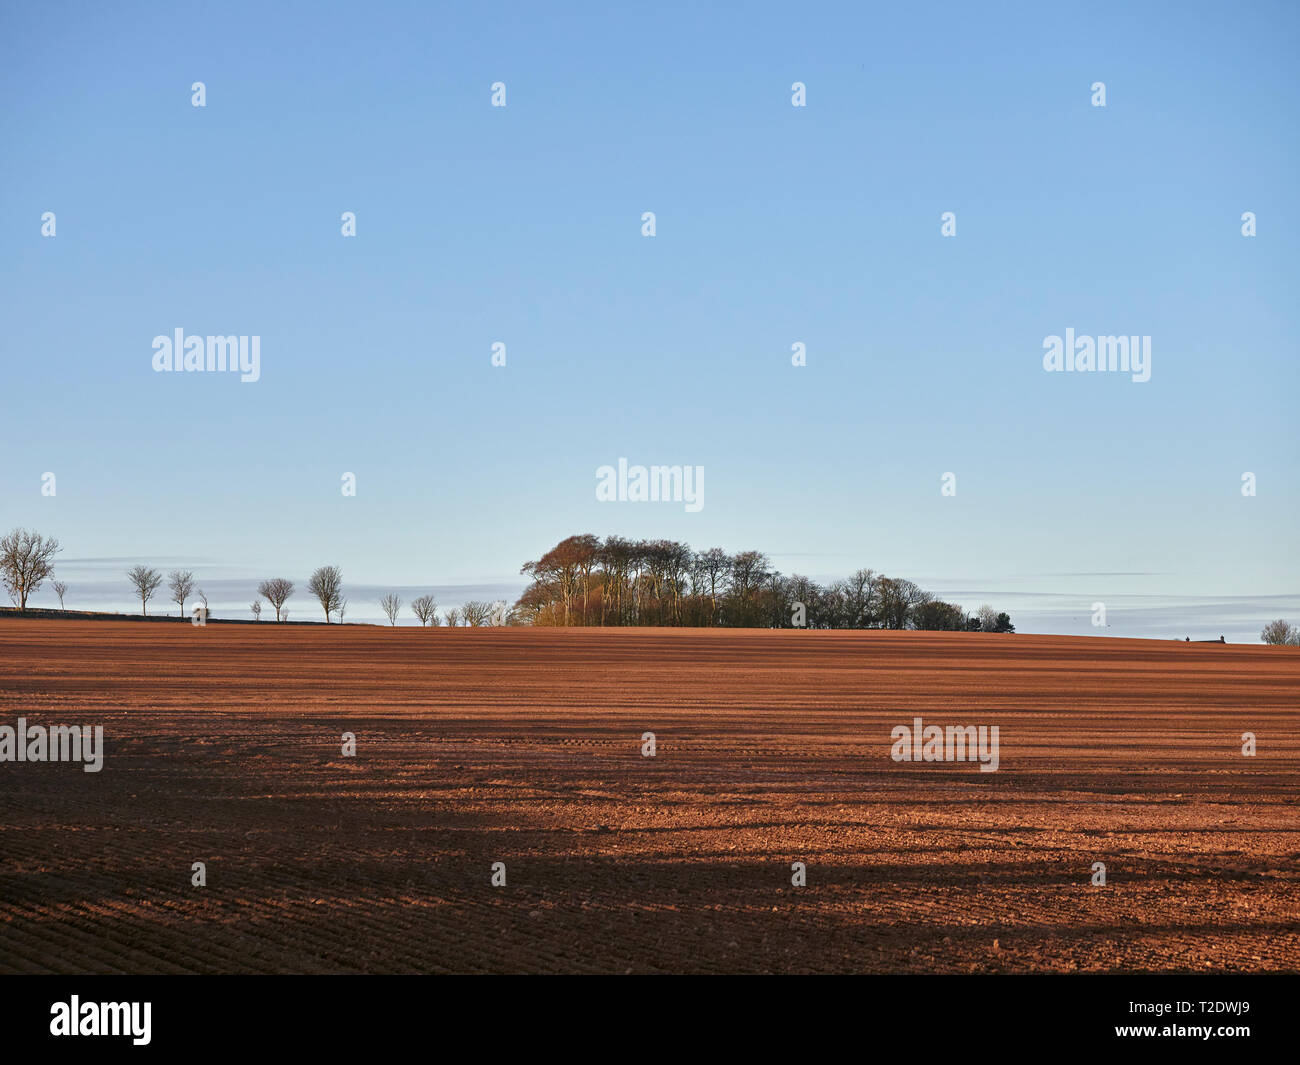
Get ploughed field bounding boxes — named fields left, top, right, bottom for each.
left=0, top=619, right=1297, bottom=974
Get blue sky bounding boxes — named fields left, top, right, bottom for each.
left=1, top=0, right=1296, bottom=634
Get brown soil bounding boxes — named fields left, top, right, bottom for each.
left=1, top=620, right=1296, bottom=973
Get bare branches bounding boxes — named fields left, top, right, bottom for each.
left=460, top=600, right=494, bottom=627
left=307, top=566, right=344, bottom=623
left=380, top=593, right=402, bottom=625
left=1260, top=619, right=1298, bottom=645
left=0, top=528, right=61, bottom=610
left=167, top=570, right=195, bottom=616
left=410, top=594, right=438, bottom=626
left=257, top=578, right=294, bottom=621
left=125, top=565, right=163, bottom=615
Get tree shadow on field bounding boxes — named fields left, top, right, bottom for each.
left=4, top=811, right=1297, bottom=974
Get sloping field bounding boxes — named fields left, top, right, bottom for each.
left=0, top=619, right=1296, bottom=973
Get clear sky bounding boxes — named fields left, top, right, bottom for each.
left=2, top=0, right=1296, bottom=635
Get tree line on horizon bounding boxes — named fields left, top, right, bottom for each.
left=6, top=526, right=1299, bottom=642
left=512, top=533, right=1016, bottom=631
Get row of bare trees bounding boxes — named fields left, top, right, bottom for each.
left=120, top=566, right=211, bottom=617
left=120, top=565, right=349, bottom=621
left=0, top=531, right=352, bottom=624
left=377, top=593, right=503, bottom=627
left=513, top=534, right=1016, bottom=631
left=247, top=568, right=347, bottom=622
left=0, top=529, right=503, bottom=626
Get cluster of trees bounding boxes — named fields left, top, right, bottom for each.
left=1260, top=619, right=1300, bottom=646
left=511, top=534, right=1015, bottom=631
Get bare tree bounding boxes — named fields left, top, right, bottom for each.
left=697, top=547, right=729, bottom=625
left=126, top=565, right=163, bottom=615
left=411, top=594, right=438, bottom=626
left=251, top=600, right=262, bottom=621
left=196, top=588, right=209, bottom=620
left=976, top=604, right=999, bottom=633
left=307, top=565, right=344, bottom=623
left=842, top=568, right=879, bottom=628
left=444, top=608, right=460, bottom=627
left=0, top=528, right=61, bottom=610
left=258, top=578, right=295, bottom=621
left=875, top=577, right=927, bottom=629
left=380, top=593, right=402, bottom=625
left=167, top=570, right=195, bottom=616
left=1261, top=619, right=1298, bottom=646
left=557, top=534, right=597, bottom=623
left=337, top=597, right=347, bottom=623
left=461, top=600, right=494, bottom=627
left=52, top=580, right=69, bottom=610
left=726, top=550, right=770, bottom=626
